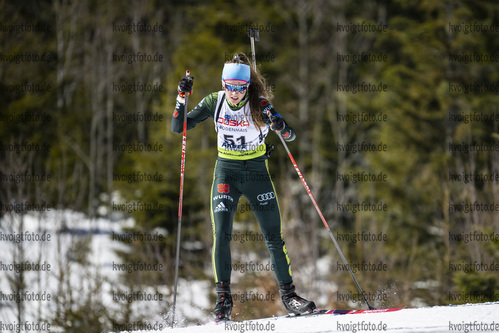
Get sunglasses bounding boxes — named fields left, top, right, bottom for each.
left=224, top=83, right=249, bottom=92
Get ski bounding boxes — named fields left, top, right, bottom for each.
left=214, top=314, right=233, bottom=324
left=286, top=307, right=405, bottom=318
left=212, top=307, right=404, bottom=323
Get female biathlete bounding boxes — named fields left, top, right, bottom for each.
left=172, top=53, right=315, bottom=321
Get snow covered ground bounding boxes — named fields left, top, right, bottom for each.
left=163, top=302, right=499, bottom=333
left=2, top=211, right=497, bottom=333
left=0, top=210, right=203, bottom=331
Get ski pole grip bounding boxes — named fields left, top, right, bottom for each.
left=248, top=27, right=260, bottom=41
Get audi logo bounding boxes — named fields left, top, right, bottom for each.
left=257, top=192, right=275, bottom=202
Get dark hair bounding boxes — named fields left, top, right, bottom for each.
left=225, top=52, right=272, bottom=129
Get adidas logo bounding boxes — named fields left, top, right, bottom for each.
left=214, top=202, right=229, bottom=213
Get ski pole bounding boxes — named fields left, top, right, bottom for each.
left=248, top=27, right=259, bottom=69
left=172, top=70, right=191, bottom=327
left=248, top=28, right=374, bottom=310
left=270, top=129, right=374, bottom=310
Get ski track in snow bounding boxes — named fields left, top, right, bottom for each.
left=155, top=302, right=499, bottom=333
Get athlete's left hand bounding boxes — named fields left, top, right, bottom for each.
left=270, top=115, right=285, bottom=132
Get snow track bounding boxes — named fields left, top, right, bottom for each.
left=162, top=302, right=498, bottom=333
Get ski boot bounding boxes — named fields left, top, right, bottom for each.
left=213, top=282, right=233, bottom=321
left=279, top=283, right=316, bottom=316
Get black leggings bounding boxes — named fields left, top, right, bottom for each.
left=210, top=157, right=293, bottom=286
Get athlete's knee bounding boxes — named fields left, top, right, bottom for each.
left=265, top=236, right=285, bottom=252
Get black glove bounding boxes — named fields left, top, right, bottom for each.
left=270, top=115, right=285, bottom=132
left=178, top=76, right=194, bottom=97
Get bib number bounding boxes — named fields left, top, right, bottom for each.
left=224, top=135, right=246, bottom=147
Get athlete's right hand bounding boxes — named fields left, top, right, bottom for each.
left=178, top=75, right=194, bottom=97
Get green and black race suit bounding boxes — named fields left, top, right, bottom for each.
left=172, top=92, right=296, bottom=286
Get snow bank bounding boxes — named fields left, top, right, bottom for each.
left=158, top=302, right=499, bottom=333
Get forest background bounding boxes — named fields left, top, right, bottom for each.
left=0, top=0, right=498, bottom=331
